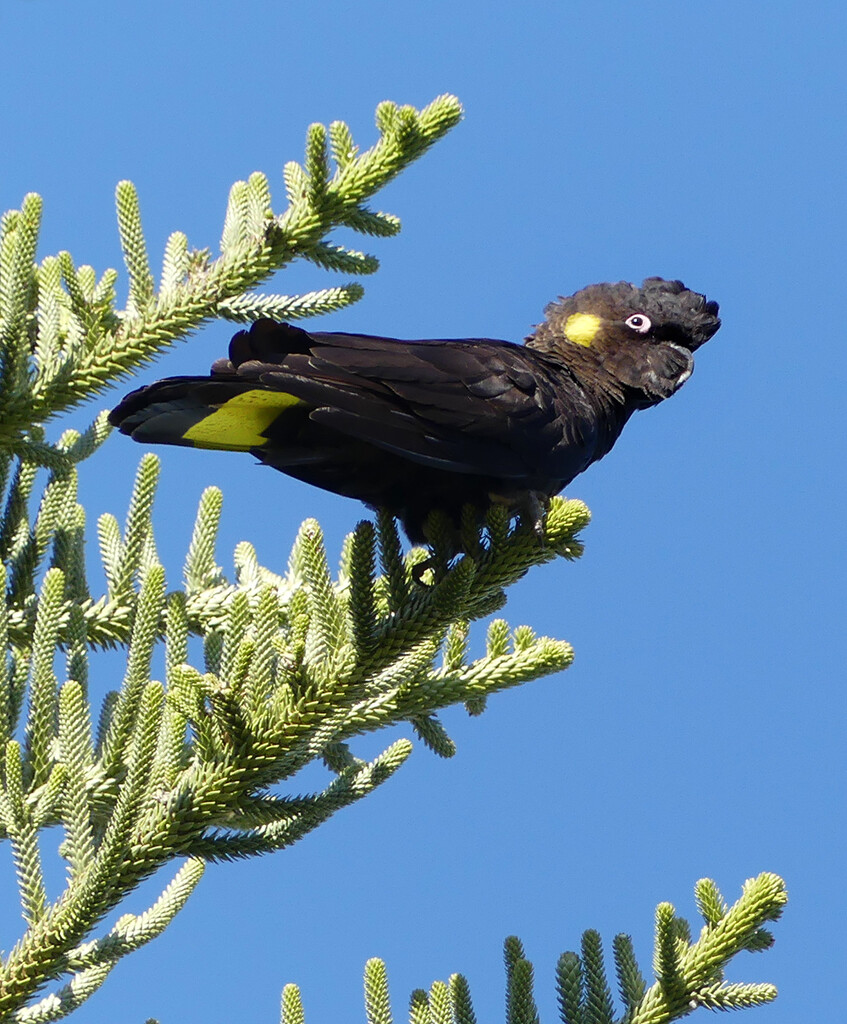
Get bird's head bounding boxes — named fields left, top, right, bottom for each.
left=527, top=277, right=721, bottom=406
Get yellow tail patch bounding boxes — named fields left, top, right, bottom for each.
left=183, top=390, right=303, bottom=450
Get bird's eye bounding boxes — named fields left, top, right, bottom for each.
left=624, top=314, right=652, bottom=334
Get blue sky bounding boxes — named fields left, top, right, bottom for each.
left=1, top=1, right=845, bottom=1021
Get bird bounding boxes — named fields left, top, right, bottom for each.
left=109, top=277, right=720, bottom=546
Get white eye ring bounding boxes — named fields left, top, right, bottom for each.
left=625, top=313, right=652, bottom=334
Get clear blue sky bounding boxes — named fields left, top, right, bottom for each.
left=1, top=1, right=844, bottom=1021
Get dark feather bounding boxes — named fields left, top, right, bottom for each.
left=109, top=278, right=720, bottom=544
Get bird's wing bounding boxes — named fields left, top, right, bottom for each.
left=110, top=321, right=599, bottom=483
left=254, top=324, right=598, bottom=480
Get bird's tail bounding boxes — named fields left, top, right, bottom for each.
left=108, top=377, right=304, bottom=451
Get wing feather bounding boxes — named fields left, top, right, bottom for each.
left=226, top=324, right=599, bottom=481
left=111, top=319, right=604, bottom=497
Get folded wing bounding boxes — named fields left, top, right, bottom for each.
left=110, top=319, right=600, bottom=489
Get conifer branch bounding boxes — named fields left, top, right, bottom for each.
left=0, top=95, right=463, bottom=444
left=0, top=90, right=782, bottom=1024
left=0, top=95, right=474, bottom=1018
left=277, top=876, right=784, bottom=1024
left=0, top=455, right=589, bottom=1017
left=281, top=984, right=306, bottom=1024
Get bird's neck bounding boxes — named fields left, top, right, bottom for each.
left=528, top=341, right=642, bottom=458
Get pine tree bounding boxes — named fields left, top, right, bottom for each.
left=0, top=95, right=785, bottom=1022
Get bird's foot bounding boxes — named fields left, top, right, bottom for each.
left=518, top=490, right=550, bottom=544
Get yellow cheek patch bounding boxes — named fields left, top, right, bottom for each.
left=564, top=313, right=602, bottom=347
left=183, top=390, right=303, bottom=450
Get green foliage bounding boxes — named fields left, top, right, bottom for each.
left=291, top=875, right=784, bottom=1024
left=0, top=92, right=589, bottom=1022
left=0, top=94, right=463, bottom=445
left=0, top=453, right=588, bottom=1021
left=3, top=93, right=572, bottom=1022
left=0, top=91, right=785, bottom=1024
